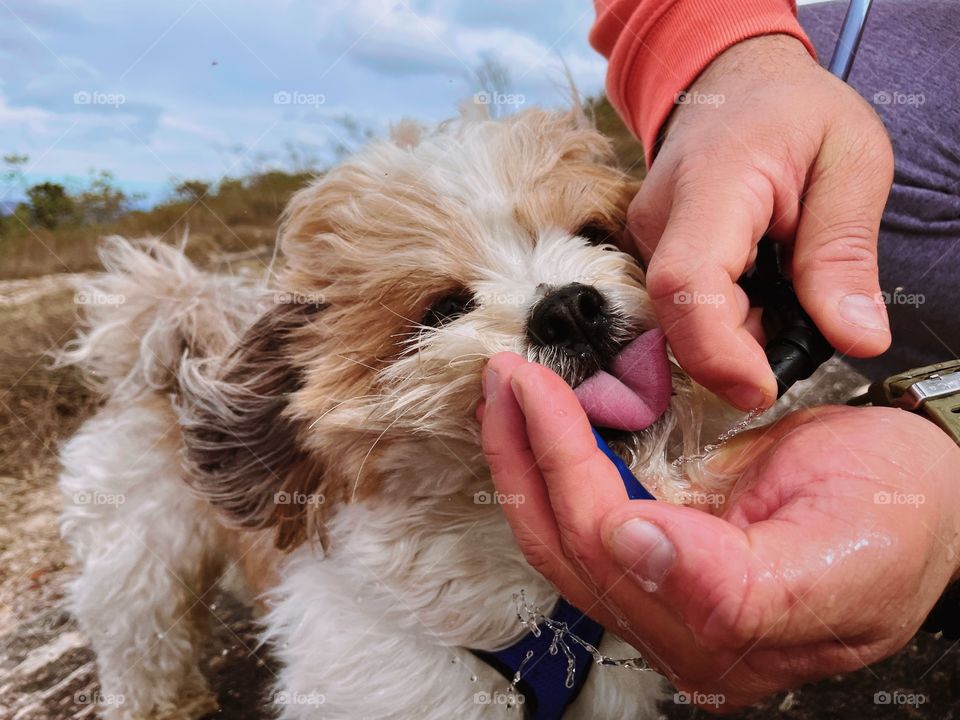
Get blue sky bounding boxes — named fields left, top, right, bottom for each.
left=0, top=0, right=612, bottom=206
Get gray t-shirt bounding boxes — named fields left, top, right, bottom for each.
left=801, top=0, right=960, bottom=379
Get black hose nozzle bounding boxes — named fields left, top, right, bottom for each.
left=740, top=240, right=835, bottom=398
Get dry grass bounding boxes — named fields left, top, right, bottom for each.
left=0, top=287, right=96, bottom=628
left=0, top=170, right=314, bottom=281
left=0, top=288, right=95, bottom=480
left=0, top=252, right=274, bottom=636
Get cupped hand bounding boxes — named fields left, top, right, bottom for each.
left=629, top=35, right=894, bottom=410
left=480, top=352, right=960, bottom=712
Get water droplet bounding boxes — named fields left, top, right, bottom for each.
left=512, top=591, right=653, bottom=675
left=672, top=408, right=763, bottom=467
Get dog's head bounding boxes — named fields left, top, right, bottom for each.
left=182, top=108, right=700, bottom=549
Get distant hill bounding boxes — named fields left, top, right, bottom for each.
left=0, top=96, right=645, bottom=280
left=1, top=200, right=22, bottom=216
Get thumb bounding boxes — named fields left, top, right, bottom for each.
left=791, top=122, right=894, bottom=358
left=600, top=502, right=797, bottom=650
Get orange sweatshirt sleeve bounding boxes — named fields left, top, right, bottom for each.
left=590, top=0, right=816, bottom=165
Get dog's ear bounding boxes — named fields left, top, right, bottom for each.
left=180, top=300, right=327, bottom=550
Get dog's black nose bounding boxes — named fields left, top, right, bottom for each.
left=527, top=283, right=609, bottom=354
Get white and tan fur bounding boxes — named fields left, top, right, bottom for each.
left=58, top=108, right=726, bottom=719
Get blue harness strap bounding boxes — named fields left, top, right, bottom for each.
left=473, top=598, right=604, bottom=719
left=592, top=429, right=656, bottom=501
left=474, top=430, right=651, bottom=719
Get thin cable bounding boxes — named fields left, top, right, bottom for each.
left=828, top=0, right=875, bottom=81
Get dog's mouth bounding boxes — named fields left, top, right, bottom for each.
left=522, top=284, right=673, bottom=432
left=571, top=329, right=673, bottom=432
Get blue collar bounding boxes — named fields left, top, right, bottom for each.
left=473, top=598, right=604, bottom=719
left=474, top=430, right=652, bottom=719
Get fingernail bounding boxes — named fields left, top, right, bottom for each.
left=608, top=520, right=675, bottom=592
left=725, top=384, right=765, bottom=411
left=509, top=375, right=526, bottom=412
left=482, top=365, right=499, bottom=401
left=839, top=293, right=888, bottom=331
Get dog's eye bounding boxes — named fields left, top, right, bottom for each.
left=422, top=289, right=477, bottom=327
left=575, top=221, right=619, bottom=247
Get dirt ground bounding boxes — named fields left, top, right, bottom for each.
left=1, top=268, right=958, bottom=719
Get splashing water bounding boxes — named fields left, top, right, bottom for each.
left=511, top=590, right=652, bottom=691
left=670, top=408, right=764, bottom=468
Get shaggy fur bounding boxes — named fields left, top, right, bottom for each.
left=59, top=108, right=728, bottom=720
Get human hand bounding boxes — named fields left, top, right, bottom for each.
left=629, top=35, right=894, bottom=410
left=480, top=352, right=960, bottom=711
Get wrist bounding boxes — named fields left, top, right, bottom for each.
left=664, top=34, right=818, bottom=140
left=701, top=33, right=816, bottom=75
left=597, top=0, right=816, bottom=164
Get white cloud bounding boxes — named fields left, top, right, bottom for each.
left=0, top=95, right=52, bottom=126
left=159, top=114, right=230, bottom=144
left=1, top=0, right=612, bottom=202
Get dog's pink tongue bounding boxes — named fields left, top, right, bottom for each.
left=573, top=329, right=672, bottom=431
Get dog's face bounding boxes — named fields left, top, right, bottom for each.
left=280, top=109, right=654, bottom=436
left=183, top=109, right=688, bottom=549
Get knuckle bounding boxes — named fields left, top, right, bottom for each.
left=555, top=516, right=596, bottom=566
left=859, top=113, right=895, bottom=169
left=645, top=256, right=698, bottom=304
left=683, top=350, right=741, bottom=383
left=671, top=145, right=731, bottom=182
left=482, top=447, right=524, bottom=480
left=797, top=228, right=879, bottom=273
left=694, top=567, right=781, bottom=648
left=536, top=447, right=590, bottom=479
left=515, top=530, right=561, bottom=578
left=833, top=112, right=895, bottom=185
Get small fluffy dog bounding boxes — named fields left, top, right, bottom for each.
left=59, top=107, right=725, bottom=719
